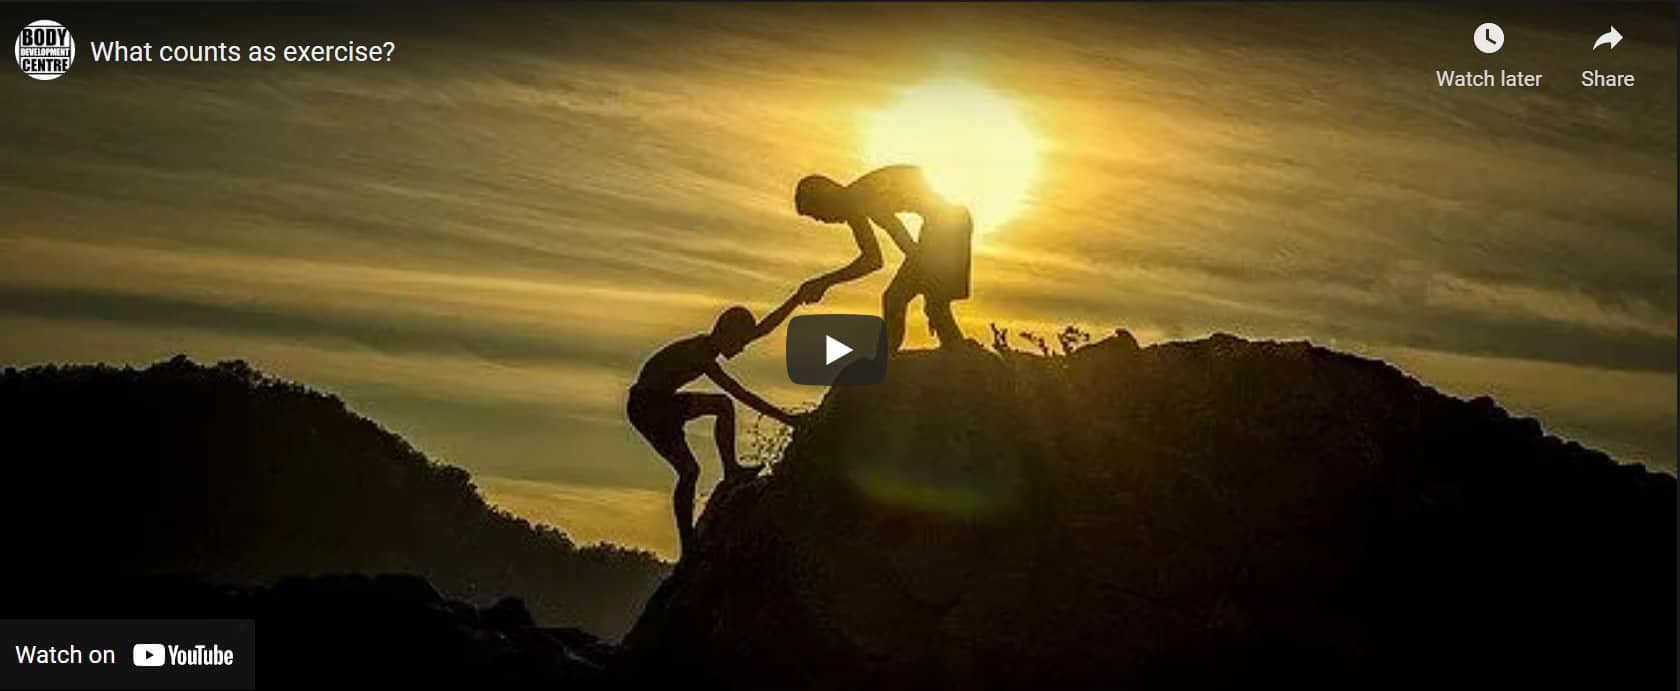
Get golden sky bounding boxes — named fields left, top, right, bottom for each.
left=1, top=4, right=1673, bottom=557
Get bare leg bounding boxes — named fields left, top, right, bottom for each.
left=683, top=393, right=759, bottom=481
left=883, top=268, right=916, bottom=354
left=925, top=299, right=964, bottom=348
left=714, top=403, right=737, bottom=468
left=667, top=447, right=700, bottom=558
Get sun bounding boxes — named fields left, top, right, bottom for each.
left=864, top=78, right=1041, bottom=233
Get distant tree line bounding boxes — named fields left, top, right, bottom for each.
left=0, top=356, right=668, bottom=639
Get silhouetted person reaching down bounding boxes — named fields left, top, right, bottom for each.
left=629, top=293, right=807, bottom=558
left=794, top=165, right=973, bottom=352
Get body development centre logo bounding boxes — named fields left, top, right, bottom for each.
left=16, top=20, right=74, bottom=80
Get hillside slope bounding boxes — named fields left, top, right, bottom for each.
left=624, top=333, right=1676, bottom=689
left=0, top=356, right=666, bottom=639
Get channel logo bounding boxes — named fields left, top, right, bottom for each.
left=15, top=20, right=74, bottom=80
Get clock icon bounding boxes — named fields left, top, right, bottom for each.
left=1474, top=22, right=1505, bottom=54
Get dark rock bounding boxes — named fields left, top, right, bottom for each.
left=624, top=335, right=1676, bottom=690
left=486, top=596, right=537, bottom=629
left=1111, top=327, right=1141, bottom=351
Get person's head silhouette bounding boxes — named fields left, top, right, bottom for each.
left=795, top=175, right=848, bottom=222
left=710, top=306, right=757, bottom=357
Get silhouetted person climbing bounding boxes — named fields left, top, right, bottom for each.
left=629, top=293, right=807, bottom=558
left=794, top=165, right=973, bottom=353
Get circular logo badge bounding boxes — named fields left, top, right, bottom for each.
left=15, top=20, right=75, bottom=81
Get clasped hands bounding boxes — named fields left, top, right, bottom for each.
left=796, top=278, right=830, bottom=305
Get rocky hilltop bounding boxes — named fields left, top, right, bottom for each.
left=624, top=333, right=1675, bottom=689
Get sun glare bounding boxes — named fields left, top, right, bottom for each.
left=864, top=78, right=1041, bottom=233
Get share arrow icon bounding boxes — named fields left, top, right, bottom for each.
left=1594, top=26, right=1623, bottom=50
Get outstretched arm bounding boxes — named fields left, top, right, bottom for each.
left=749, top=291, right=804, bottom=342
left=703, top=362, right=797, bottom=425
left=870, top=211, right=918, bottom=258
left=803, top=219, right=884, bottom=299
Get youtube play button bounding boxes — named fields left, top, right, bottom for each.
left=786, top=314, right=888, bottom=386
left=824, top=336, right=852, bottom=365
left=132, top=643, right=165, bottom=667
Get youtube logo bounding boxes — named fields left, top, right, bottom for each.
left=786, top=314, right=888, bottom=386
left=132, top=643, right=165, bottom=667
